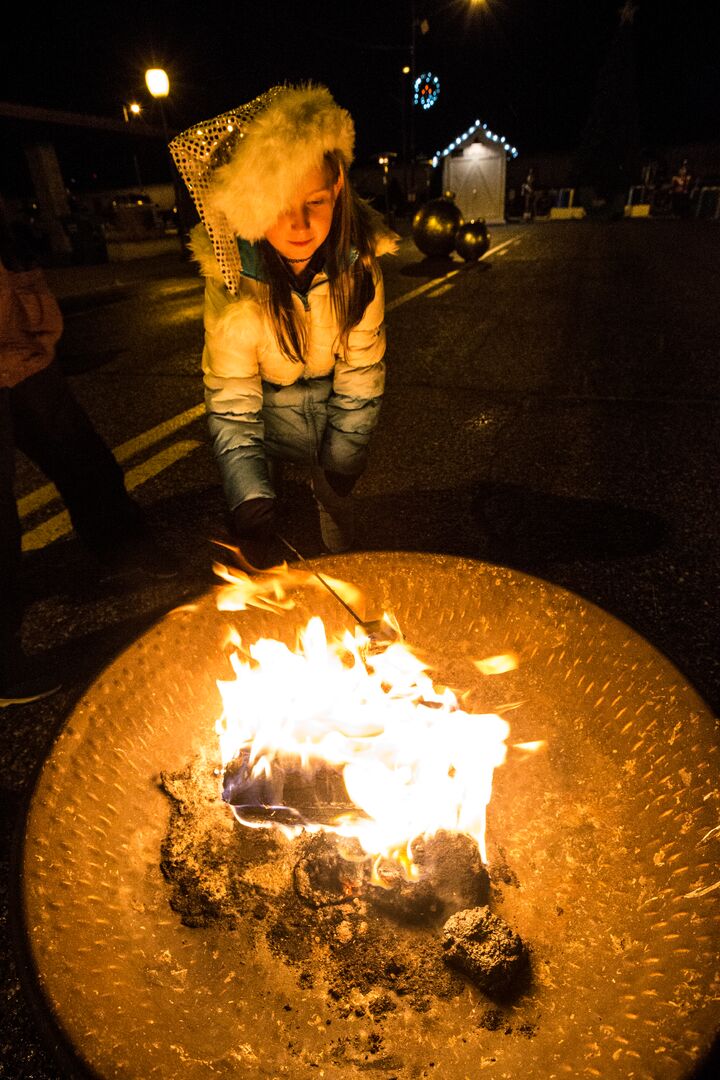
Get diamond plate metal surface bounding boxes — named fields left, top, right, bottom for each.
left=21, top=553, right=720, bottom=1079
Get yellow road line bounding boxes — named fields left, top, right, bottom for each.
left=18, top=403, right=204, bottom=519
left=19, top=238, right=521, bottom=532
left=426, top=283, right=455, bottom=298
left=21, top=439, right=202, bottom=551
left=385, top=236, right=521, bottom=313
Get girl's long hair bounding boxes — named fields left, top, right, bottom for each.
left=258, top=152, right=378, bottom=364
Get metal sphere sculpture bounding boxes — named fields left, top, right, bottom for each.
left=455, top=219, right=490, bottom=262
left=412, top=197, right=463, bottom=258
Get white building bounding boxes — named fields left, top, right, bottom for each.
left=436, top=121, right=517, bottom=225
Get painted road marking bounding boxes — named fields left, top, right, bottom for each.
left=426, top=283, right=455, bottom=298
left=20, top=238, right=522, bottom=547
left=18, top=403, right=205, bottom=519
left=21, top=440, right=202, bottom=551
left=385, top=236, right=521, bottom=313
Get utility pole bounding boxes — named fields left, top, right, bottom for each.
left=409, top=0, right=417, bottom=205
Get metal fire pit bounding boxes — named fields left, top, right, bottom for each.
left=19, top=553, right=720, bottom=1079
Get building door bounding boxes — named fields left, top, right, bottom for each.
left=445, top=152, right=505, bottom=223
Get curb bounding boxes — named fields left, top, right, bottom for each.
left=46, top=250, right=197, bottom=311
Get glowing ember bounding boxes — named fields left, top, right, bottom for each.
left=473, top=652, right=519, bottom=675
left=213, top=562, right=512, bottom=871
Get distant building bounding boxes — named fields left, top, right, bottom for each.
left=435, top=121, right=517, bottom=225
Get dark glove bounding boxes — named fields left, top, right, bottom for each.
left=323, top=471, right=359, bottom=498
left=230, top=497, right=277, bottom=570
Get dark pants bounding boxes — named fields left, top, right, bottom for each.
left=1, top=362, right=144, bottom=644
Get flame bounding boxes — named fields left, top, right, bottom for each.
left=213, top=550, right=366, bottom=618
left=214, top=601, right=511, bottom=868
left=473, top=652, right=519, bottom=675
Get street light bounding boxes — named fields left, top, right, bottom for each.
left=122, top=101, right=143, bottom=188
left=378, top=152, right=398, bottom=228
left=401, top=66, right=411, bottom=201
left=145, top=68, right=169, bottom=101
left=122, top=101, right=142, bottom=122
left=144, top=67, right=188, bottom=253
left=145, top=68, right=170, bottom=144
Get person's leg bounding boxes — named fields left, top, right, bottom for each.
left=0, top=388, right=23, bottom=645
left=0, top=387, right=60, bottom=705
left=10, top=363, right=176, bottom=577
left=267, top=456, right=284, bottom=497
left=9, top=362, right=143, bottom=554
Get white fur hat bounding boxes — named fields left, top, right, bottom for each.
left=170, top=84, right=355, bottom=294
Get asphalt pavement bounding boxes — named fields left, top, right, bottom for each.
left=45, top=240, right=195, bottom=306
left=2, top=218, right=719, bottom=1078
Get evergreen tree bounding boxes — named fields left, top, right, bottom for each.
left=572, top=2, right=642, bottom=200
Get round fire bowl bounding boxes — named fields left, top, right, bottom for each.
left=20, top=553, right=720, bottom=1079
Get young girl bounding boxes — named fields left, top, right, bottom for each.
left=171, top=84, right=398, bottom=568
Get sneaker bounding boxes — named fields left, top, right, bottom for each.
left=317, top=504, right=354, bottom=553
left=311, top=467, right=355, bottom=553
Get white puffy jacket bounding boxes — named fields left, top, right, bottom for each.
left=192, top=227, right=391, bottom=511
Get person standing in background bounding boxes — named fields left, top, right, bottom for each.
left=670, top=160, right=692, bottom=218
left=0, top=198, right=176, bottom=707
left=521, top=168, right=536, bottom=221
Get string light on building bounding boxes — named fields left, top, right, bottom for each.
left=431, top=118, right=518, bottom=167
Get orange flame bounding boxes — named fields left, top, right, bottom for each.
left=213, top=550, right=366, bottom=618
left=214, top=578, right=511, bottom=867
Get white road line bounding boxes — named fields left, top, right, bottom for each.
left=385, top=236, right=521, bottom=313
left=21, top=439, right=202, bottom=551
left=18, top=403, right=205, bottom=519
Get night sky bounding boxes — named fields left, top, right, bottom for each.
left=1, top=0, right=717, bottom=185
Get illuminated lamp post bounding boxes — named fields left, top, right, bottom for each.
left=406, top=0, right=487, bottom=202
left=122, top=101, right=143, bottom=188
left=409, top=2, right=417, bottom=204
left=145, top=67, right=170, bottom=143
left=401, top=65, right=410, bottom=203
left=378, top=152, right=397, bottom=228
left=145, top=67, right=187, bottom=253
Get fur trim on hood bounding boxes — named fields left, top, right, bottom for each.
left=170, top=84, right=355, bottom=294
left=188, top=224, right=226, bottom=285
left=210, top=85, right=354, bottom=243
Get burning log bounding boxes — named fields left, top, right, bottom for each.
left=442, top=905, right=529, bottom=995
left=371, top=830, right=490, bottom=923
left=293, top=832, right=368, bottom=907
left=223, top=749, right=355, bottom=828
left=161, top=566, right=533, bottom=1015
left=160, top=754, right=526, bottom=1016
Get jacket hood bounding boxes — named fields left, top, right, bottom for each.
left=171, top=84, right=356, bottom=294
left=209, top=85, right=355, bottom=244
